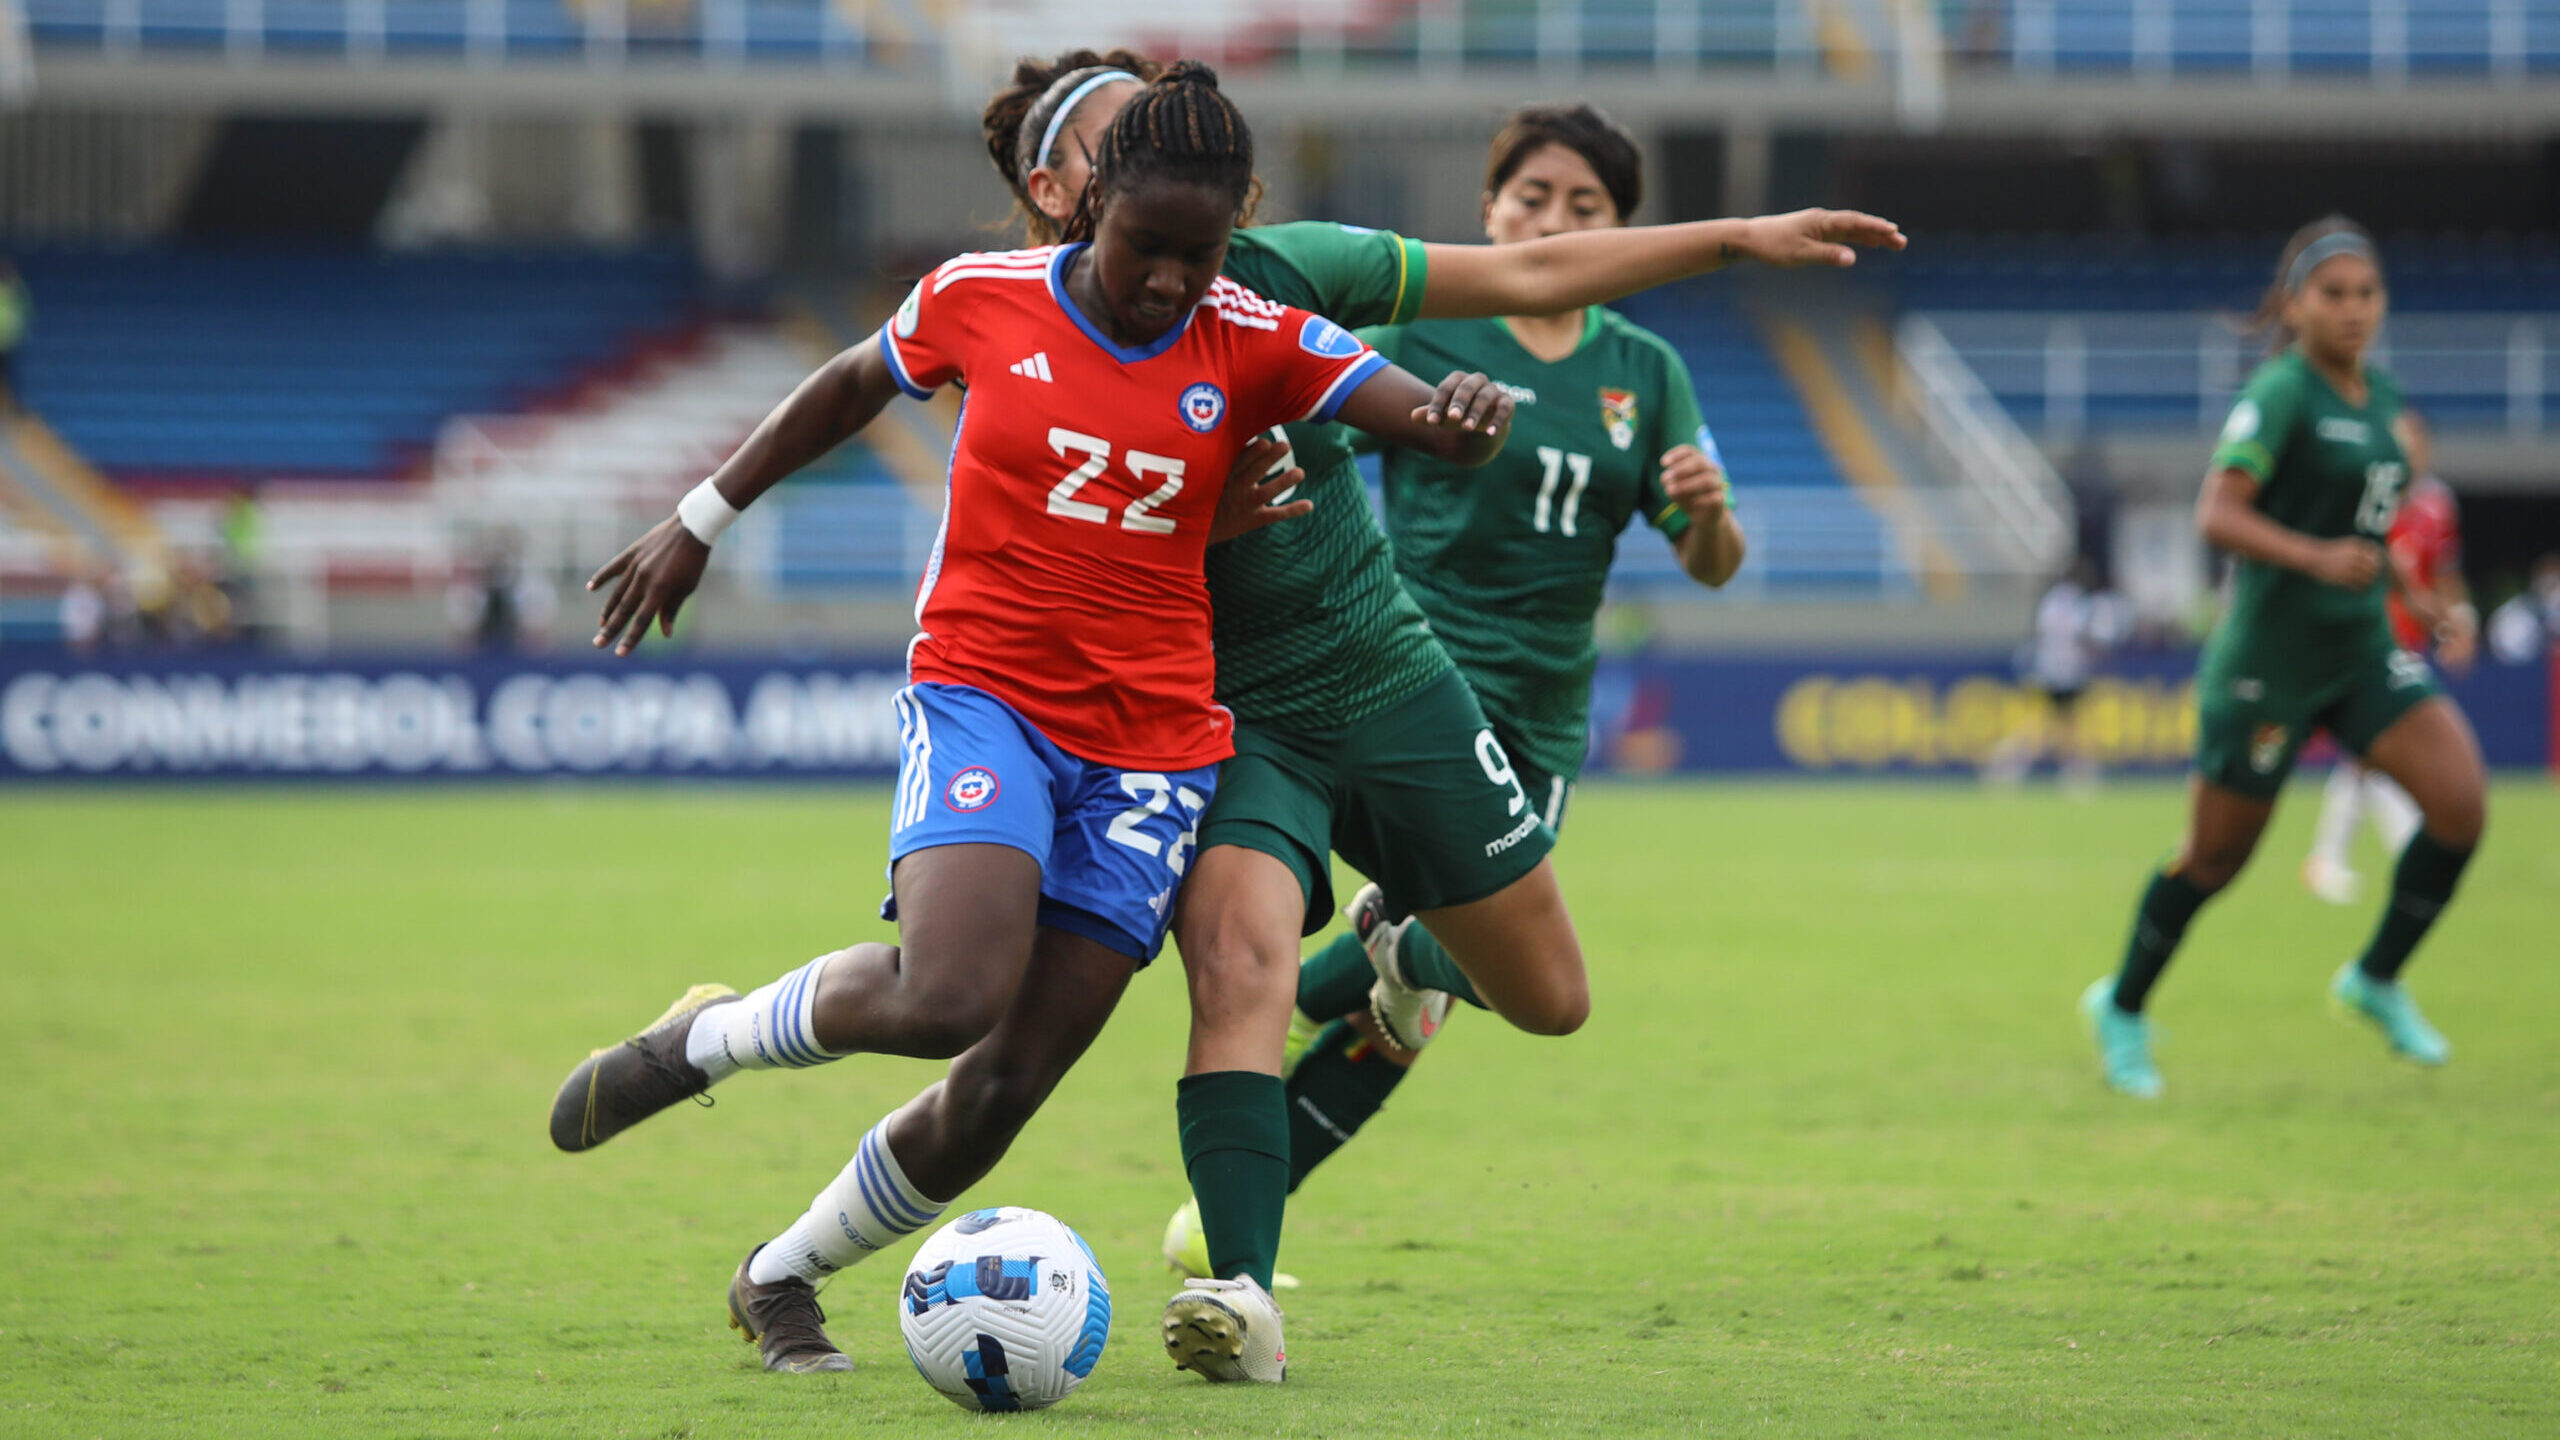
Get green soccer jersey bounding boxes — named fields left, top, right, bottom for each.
left=1205, top=223, right=1453, bottom=728
left=2200, top=349, right=2409, bottom=695
left=1362, top=308, right=1708, bottom=781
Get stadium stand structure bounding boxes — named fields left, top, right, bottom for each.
left=1894, top=236, right=2560, bottom=438
left=32, top=0, right=2556, bottom=80
left=14, top=248, right=698, bottom=485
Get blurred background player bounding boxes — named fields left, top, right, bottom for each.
left=1983, top=555, right=2131, bottom=792
left=2487, top=552, right=2560, bottom=664
left=977, top=49, right=1900, bottom=1376
left=2081, top=217, right=2489, bottom=1099
left=2301, top=409, right=2477, bottom=903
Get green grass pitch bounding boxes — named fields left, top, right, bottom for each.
left=4, top=780, right=2553, bottom=1437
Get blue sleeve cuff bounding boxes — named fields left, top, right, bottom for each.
left=879, top=327, right=935, bottom=400
left=1304, top=351, right=1389, bottom=424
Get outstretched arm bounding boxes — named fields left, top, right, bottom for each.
left=589, top=337, right=903, bottom=654
left=1332, top=366, right=1514, bottom=469
left=1416, top=209, right=1906, bottom=320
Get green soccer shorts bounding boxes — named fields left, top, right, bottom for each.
left=1197, top=669, right=1560, bottom=935
left=2194, top=644, right=2446, bottom=799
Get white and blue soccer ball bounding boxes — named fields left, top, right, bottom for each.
left=898, top=1206, right=1109, bottom=1412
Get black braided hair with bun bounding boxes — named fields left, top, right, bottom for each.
left=1061, top=61, right=1259, bottom=247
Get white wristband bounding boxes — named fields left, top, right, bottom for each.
left=676, top=479, right=741, bottom=545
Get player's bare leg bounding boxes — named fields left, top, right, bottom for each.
left=547, top=841, right=1043, bottom=1152
left=1176, top=845, right=1310, bottom=1078
left=1407, top=858, right=1588, bottom=1037
left=883, top=928, right=1138, bottom=1200
left=721, top=924, right=1142, bottom=1377
left=2331, top=699, right=2484, bottom=1064
left=805, top=843, right=1047, bottom=1059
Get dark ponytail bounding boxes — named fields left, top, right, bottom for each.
left=1062, top=60, right=1261, bottom=246
left=980, top=48, right=1163, bottom=245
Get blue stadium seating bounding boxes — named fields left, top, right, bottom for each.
left=1885, top=235, right=2560, bottom=313
left=14, top=248, right=697, bottom=479
left=1887, top=235, right=2560, bottom=432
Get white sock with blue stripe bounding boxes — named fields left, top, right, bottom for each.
left=684, top=953, right=843, bottom=1082
left=749, top=1120, right=948, bottom=1284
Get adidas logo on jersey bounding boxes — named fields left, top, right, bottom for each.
left=1010, top=352, right=1054, bottom=382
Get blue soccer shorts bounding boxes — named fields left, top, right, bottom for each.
left=878, top=682, right=1216, bottom=963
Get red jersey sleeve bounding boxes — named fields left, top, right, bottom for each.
left=1204, top=280, right=1391, bottom=433
left=876, top=256, right=998, bottom=398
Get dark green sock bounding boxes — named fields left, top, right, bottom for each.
left=1296, top=933, right=1375, bottom=1020
left=2111, top=867, right=2213, bottom=1013
left=1176, top=1071, right=1290, bottom=1290
left=1284, top=1020, right=1412, bottom=1192
left=1397, top=921, right=1486, bottom=1009
left=2357, top=832, right=2474, bottom=983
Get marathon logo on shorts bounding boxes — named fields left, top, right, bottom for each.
left=2249, top=723, right=2289, bottom=774
left=1179, top=382, right=1227, bottom=433
left=1484, top=810, right=1541, bottom=856
left=946, top=766, right=1001, bottom=811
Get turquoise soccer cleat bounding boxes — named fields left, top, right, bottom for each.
left=2080, top=978, right=2164, bottom=1099
left=2329, top=963, right=2451, bottom=1066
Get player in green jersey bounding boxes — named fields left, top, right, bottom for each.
left=1239, top=101, right=1752, bottom=1205
left=983, top=50, right=1902, bottom=1379
left=2083, top=217, right=2489, bottom=1099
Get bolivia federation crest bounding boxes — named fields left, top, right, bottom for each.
left=1599, top=388, right=1639, bottom=451
left=1179, top=382, right=1228, bottom=433
left=2248, top=723, right=2289, bottom=774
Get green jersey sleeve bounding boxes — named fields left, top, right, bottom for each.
left=1639, top=339, right=1706, bottom=539
left=1246, top=222, right=1430, bottom=329
left=2208, top=359, right=2309, bottom=482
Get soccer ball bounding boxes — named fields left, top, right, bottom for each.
left=898, top=1206, right=1110, bottom=1412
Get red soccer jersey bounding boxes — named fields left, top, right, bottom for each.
left=2386, top=476, right=2460, bottom=651
left=878, top=244, right=1389, bottom=770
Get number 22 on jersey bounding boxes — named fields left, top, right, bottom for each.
left=1048, top=428, right=1187, bottom=535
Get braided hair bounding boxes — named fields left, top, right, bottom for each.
left=1061, top=61, right=1260, bottom=247
left=982, top=48, right=1164, bottom=246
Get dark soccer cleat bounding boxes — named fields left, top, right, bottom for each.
left=548, top=983, right=740, bottom=1152
left=728, top=1246, right=854, bottom=1373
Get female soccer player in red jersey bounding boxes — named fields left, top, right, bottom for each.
left=547, top=63, right=1515, bottom=1374
left=979, top=51, right=1901, bottom=1381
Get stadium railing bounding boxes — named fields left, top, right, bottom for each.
left=28, top=0, right=2553, bottom=81
left=1921, top=310, right=2555, bottom=438
left=1964, top=0, right=2560, bottom=82
left=1896, top=314, right=2077, bottom=572
left=22, top=0, right=910, bottom=67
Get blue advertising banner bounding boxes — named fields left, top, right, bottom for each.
left=0, top=655, right=913, bottom=779
left=1585, top=650, right=2552, bottom=776
left=2, top=648, right=2548, bottom=780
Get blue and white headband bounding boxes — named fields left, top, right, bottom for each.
left=2287, top=232, right=2377, bottom=293
left=1031, top=68, right=1140, bottom=174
